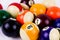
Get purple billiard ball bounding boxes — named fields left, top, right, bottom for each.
left=53, top=18, right=60, bottom=28
left=20, top=0, right=34, bottom=7
left=34, top=14, right=53, bottom=30
left=39, top=27, right=60, bottom=40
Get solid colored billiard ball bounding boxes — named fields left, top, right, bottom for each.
left=20, top=0, right=34, bottom=7
left=46, top=7, right=60, bottom=20
left=34, top=14, right=53, bottom=30
left=16, top=10, right=34, bottom=24
left=39, top=27, right=60, bottom=40
left=30, top=4, right=46, bottom=16
left=2, top=18, right=21, bottom=38
left=53, top=18, right=60, bottom=28
left=0, top=4, right=3, bottom=9
left=20, top=22, right=39, bottom=40
left=0, top=10, right=11, bottom=26
left=7, top=3, right=23, bottom=18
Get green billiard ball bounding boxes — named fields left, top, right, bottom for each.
left=0, top=10, right=11, bottom=26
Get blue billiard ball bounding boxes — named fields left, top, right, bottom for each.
left=53, top=18, right=60, bottom=28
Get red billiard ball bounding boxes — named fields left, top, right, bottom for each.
left=16, top=10, right=34, bottom=24
left=46, top=7, right=60, bottom=20
left=0, top=4, right=3, bottom=9
left=7, top=3, right=23, bottom=18
left=34, top=14, right=53, bottom=30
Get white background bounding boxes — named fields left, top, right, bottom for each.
left=0, top=0, right=60, bottom=40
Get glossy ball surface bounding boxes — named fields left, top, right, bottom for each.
left=16, top=10, right=34, bottom=24
left=20, top=0, right=34, bottom=7
left=46, top=7, right=60, bottom=19
left=20, top=22, right=39, bottom=40
left=0, top=4, right=3, bottom=9
left=34, top=14, right=52, bottom=29
left=53, top=18, right=60, bottom=28
left=0, top=10, right=11, bottom=26
left=39, top=27, right=59, bottom=40
left=7, top=3, right=22, bottom=18
left=2, top=18, right=21, bottom=38
left=30, top=4, right=46, bottom=16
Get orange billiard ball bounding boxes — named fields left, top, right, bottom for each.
left=30, top=4, right=46, bottom=16
left=20, top=22, right=40, bottom=40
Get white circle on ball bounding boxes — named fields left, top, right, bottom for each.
left=35, top=18, right=41, bottom=25
left=26, top=24, right=33, bottom=30
left=24, top=12, right=34, bottom=23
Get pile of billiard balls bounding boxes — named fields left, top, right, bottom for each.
left=0, top=0, right=60, bottom=40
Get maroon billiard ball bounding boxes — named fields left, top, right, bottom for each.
left=33, top=14, right=53, bottom=30
left=20, top=0, right=34, bottom=7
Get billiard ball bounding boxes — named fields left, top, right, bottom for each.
left=0, top=4, right=3, bottom=9
left=2, top=18, right=21, bottom=38
left=46, top=7, right=60, bottom=20
left=56, top=28, right=60, bottom=39
left=7, top=3, right=23, bottom=18
left=20, top=3, right=29, bottom=10
left=49, top=28, right=60, bottom=40
left=30, top=4, right=46, bottom=16
left=34, top=14, right=53, bottom=30
left=0, top=10, right=11, bottom=26
left=53, top=18, right=60, bottom=28
left=16, top=10, right=34, bottom=24
left=20, top=22, right=39, bottom=40
left=39, top=27, right=60, bottom=40
left=20, top=0, right=34, bottom=7
left=56, top=28, right=60, bottom=32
